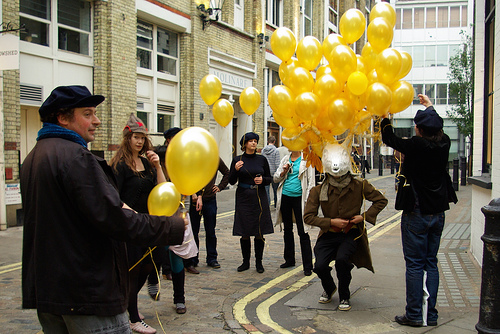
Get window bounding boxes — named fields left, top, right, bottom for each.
left=462, top=6, right=468, bottom=27
left=327, top=0, right=339, bottom=33
left=302, top=0, right=312, bottom=37
left=20, top=0, right=91, bottom=55
left=483, top=0, right=495, bottom=172
left=267, top=0, right=282, bottom=27
left=426, top=7, right=436, bottom=28
left=137, top=21, right=178, bottom=75
left=436, top=84, right=447, bottom=104
left=425, top=45, right=436, bottom=67
left=424, top=84, right=435, bottom=101
left=414, top=8, right=424, bottom=28
left=436, top=45, right=448, bottom=66
left=448, top=85, right=458, bottom=104
left=438, top=7, right=448, bottom=28
left=395, top=8, right=401, bottom=29
left=450, top=7, right=460, bottom=27
left=402, top=8, right=412, bottom=29
left=413, top=47, right=424, bottom=67
left=412, top=84, right=423, bottom=104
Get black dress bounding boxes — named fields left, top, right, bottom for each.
left=229, top=152, right=274, bottom=237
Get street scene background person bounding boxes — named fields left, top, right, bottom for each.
left=187, top=157, right=230, bottom=270
left=262, top=135, right=281, bottom=208
left=304, top=144, right=387, bottom=311
left=20, top=86, right=186, bottom=334
left=110, top=113, right=165, bottom=334
left=381, top=94, right=458, bottom=327
left=273, top=150, right=315, bottom=276
left=229, top=132, right=274, bottom=273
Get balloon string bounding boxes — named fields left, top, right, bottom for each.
left=129, top=246, right=157, bottom=272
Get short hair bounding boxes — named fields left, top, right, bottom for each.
left=40, top=107, right=74, bottom=124
left=268, top=135, right=276, bottom=144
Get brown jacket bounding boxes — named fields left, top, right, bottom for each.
left=304, top=177, right=388, bottom=272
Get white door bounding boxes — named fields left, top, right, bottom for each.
left=21, top=106, right=42, bottom=163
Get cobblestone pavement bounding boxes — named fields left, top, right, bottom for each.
left=0, top=170, right=481, bottom=333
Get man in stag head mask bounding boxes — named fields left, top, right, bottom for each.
left=304, top=144, right=387, bottom=312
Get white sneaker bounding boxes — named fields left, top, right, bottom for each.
left=130, top=320, right=157, bottom=334
left=319, top=288, right=336, bottom=304
left=338, top=299, right=351, bottom=311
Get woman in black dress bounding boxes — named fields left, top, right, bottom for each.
left=229, top=132, right=274, bottom=273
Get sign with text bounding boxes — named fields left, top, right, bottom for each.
left=0, top=34, right=20, bottom=70
left=5, top=183, right=21, bottom=205
left=209, top=68, right=251, bottom=90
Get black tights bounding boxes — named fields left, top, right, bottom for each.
left=128, top=262, right=154, bottom=323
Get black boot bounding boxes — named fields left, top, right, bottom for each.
left=254, top=238, right=265, bottom=273
left=237, top=238, right=251, bottom=272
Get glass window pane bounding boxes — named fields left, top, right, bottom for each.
left=449, top=44, right=460, bottom=57
left=414, top=8, right=424, bottom=28
left=449, top=85, right=458, bottom=104
left=157, top=28, right=178, bottom=57
left=425, top=45, right=436, bottom=67
left=58, top=27, right=89, bottom=55
left=425, top=84, right=435, bottom=100
left=305, top=18, right=312, bottom=35
left=157, top=56, right=176, bottom=75
left=304, top=0, right=312, bottom=17
left=20, top=16, right=49, bottom=46
left=396, top=8, right=401, bottom=29
left=437, top=45, right=448, bottom=66
left=137, top=49, right=151, bottom=69
left=157, top=113, right=173, bottom=134
left=137, top=21, right=153, bottom=50
left=438, top=7, right=448, bottom=28
left=137, top=112, right=149, bottom=129
left=436, top=84, right=447, bottom=104
left=426, top=7, right=436, bottom=28
left=449, top=7, right=460, bottom=27
left=58, top=0, right=91, bottom=31
left=413, top=47, right=424, bottom=67
left=403, top=9, right=412, bottom=29
left=461, top=6, right=467, bottom=27
left=413, top=84, right=423, bottom=104
left=20, top=0, right=50, bottom=20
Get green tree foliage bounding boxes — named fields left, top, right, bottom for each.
left=447, top=31, right=473, bottom=140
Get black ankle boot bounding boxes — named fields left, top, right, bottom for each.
left=237, top=238, right=251, bottom=272
left=254, top=238, right=265, bottom=273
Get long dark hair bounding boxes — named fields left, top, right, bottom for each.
left=109, top=132, right=154, bottom=174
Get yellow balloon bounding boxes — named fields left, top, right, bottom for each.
left=315, top=64, right=332, bottom=79
left=314, top=107, right=335, bottom=131
left=389, top=80, right=414, bottom=114
left=270, top=27, right=297, bottom=62
left=313, top=73, right=341, bottom=107
left=297, top=36, right=323, bottom=71
left=361, top=42, right=379, bottom=71
left=327, top=98, right=356, bottom=129
left=268, top=85, right=296, bottom=117
left=166, top=127, right=219, bottom=195
left=273, top=112, right=296, bottom=128
left=240, top=87, right=261, bottom=116
left=370, top=2, right=397, bottom=28
left=281, top=127, right=308, bottom=151
left=375, top=48, right=402, bottom=85
left=347, top=71, right=369, bottom=96
left=366, top=83, right=392, bottom=117
left=366, top=68, right=378, bottom=84
left=340, top=89, right=367, bottom=111
left=279, top=58, right=298, bottom=86
left=294, top=92, right=321, bottom=121
left=287, top=66, right=315, bottom=96
left=396, top=51, right=413, bottom=80
left=147, top=182, right=181, bottom=216
left=354, top=109, right=372, bottom=134
left=339, top=8, right=366, bottom=44
left=356, top=55, right=366, bottom=73
left=329, top=45, right=357, bottom=84
left=199, top=74, right=222, bottom=105
left=212, top=99, right=234, bottom=127
left=367, top=17, right=393, bottom=53
left=322, top=33, right=347, bottom=64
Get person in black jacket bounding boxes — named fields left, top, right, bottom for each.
left=381, top=94, right=458, bottom=328
left=21, top=86, right=186, bottom=334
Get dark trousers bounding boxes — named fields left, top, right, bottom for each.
left=280, top=194, right=313, bottom=271
left=313, top=230, right=358, bottom=301
left=186, top=196, right=218, bottom=266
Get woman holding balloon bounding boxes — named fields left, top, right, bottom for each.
left=110, top=113, right=164, bottom=334
left=229, top=132, right=274, bottom=273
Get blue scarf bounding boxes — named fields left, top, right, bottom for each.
left=37, top=123, right=88, bottom=148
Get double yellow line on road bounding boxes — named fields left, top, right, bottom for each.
left=233, top=210, right=403, bottom=334
left=0, top=262, right=22, bottom=275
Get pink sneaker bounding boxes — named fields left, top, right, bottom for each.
left=130, top=320, right=157, bottom=334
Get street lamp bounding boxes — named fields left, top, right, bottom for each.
left=196, top=0, right=225, bottom=30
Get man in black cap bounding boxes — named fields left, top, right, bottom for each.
left=21, top=86, right=186, bottom=333
left=381, top=94, right=457, bottom=328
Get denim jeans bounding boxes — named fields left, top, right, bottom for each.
left=38, top=311, right=131, bottom=334
left=401, top=209, right=445, bottom=324
left=188, top=196, right=218, bottom=265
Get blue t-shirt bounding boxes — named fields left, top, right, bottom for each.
left=282, top=156, right=302, bottom=197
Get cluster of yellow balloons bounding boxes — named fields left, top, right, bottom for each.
left=199, top=75, right=261, bottom=127
left=148, top=127, right=220, bottom=215
left=269, top=3, right=414, bottom=157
